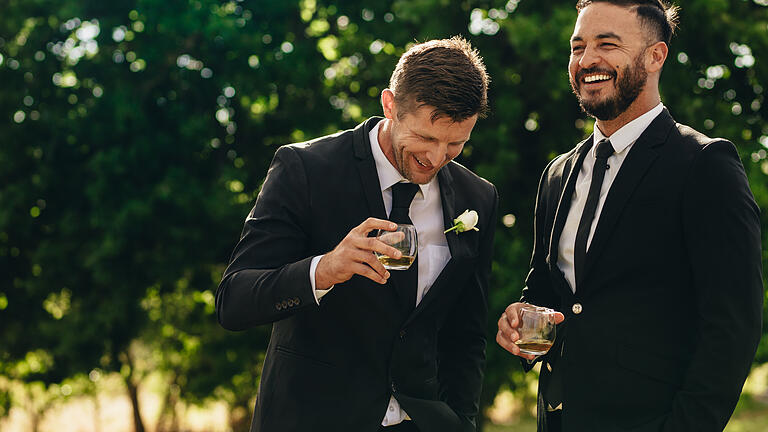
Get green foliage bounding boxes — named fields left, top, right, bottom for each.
left=1, top=0, right=767, bottom=428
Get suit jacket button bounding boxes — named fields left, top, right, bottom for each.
left=294, top=297, right=301, bottom=305
left=281, top=300, right=289, bottom=308
left=275, top=302, right=282, bottom=310
left=399, top=330, right=406, bottom=339
left=391, top=382, right=397, bottom=392
left=572, top=303, right=583, bottom=315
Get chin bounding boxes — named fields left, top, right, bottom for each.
left=407, top=170, right=435, bottom=185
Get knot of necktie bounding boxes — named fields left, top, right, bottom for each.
left=595, top=138, right=615, bottom=160
left=390, top=182, right=419, bottom=224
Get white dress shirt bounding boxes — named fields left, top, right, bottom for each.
left=309, top=120, right=451, bottom=426
left=557, top=103, right=664, bottom=292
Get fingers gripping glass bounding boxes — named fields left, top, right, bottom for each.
left=515, top=306, right=557, bottom=356
left=374, top=224, right=418, bottom=270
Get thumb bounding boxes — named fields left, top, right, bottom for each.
left=554, top=312, right=566, bottom=324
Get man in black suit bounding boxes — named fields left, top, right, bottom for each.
left=496, top=1, right=763, bottom=431
left=216, top=37, right=498, bottom=432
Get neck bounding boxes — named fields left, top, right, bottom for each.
left=595, top=89, right=660, bottom=137
left=377, top=118, right=399, bottom=169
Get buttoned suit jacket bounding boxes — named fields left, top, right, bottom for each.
left=216, top=117, right=498, bottom=432
left=522, top=109, right=763, bottom=432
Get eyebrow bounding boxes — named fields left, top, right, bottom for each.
left=413, top=130, right=468, bottom=145
left=597, top=32, right=623, bottom=41
left=571, top=32, right=623, bottom=43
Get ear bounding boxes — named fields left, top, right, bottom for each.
left=646, top=41, right=668, bottom=73
left=381, top=89, right=396, bottom=120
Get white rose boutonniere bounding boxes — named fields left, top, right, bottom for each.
left=444, top=209, right=480, bottom=234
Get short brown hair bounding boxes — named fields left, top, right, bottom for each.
left=576, top=0, right=680, bottom=45
left=388, top=36, right=489, bottom=122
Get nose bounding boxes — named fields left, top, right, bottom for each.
left=425, top=143, right=449, bottom=167
left=578, top=44, right=600, bottom=69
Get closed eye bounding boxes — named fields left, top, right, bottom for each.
left=416, top=134, right=437, bottom=142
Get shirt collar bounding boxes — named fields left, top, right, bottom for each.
left=369, top=120, right=433, bottom=199
left=593, top=102, right=664, bottom=156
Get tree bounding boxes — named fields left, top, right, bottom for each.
left=1, top=1, right=767, bottom=430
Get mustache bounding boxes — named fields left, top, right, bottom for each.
left=575, top=67, right=617, bottom=82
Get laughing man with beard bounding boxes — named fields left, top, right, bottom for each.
left=496, top=1, right=763, bottom=431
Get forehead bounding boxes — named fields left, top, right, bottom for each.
left=403, top=105, right=477, bottom=141
left=572, top=3, right=644, bottom=42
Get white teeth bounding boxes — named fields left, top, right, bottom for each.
left=414, top=156, right=428, bottom=168
left=584, top=74, right=612, bottom=83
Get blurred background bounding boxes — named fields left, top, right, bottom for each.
left=1, top=0, right=767, bottom=431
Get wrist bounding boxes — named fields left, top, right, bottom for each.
left=314, top=255, right=334, bottom=290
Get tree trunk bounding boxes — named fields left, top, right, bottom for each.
left=125, top=376, right=146, bottom=432
left=156, top=373, right=180, bottom=432
left=121, top=350, right=146, bottom=432
left=30, top=412, right=40, bottom=432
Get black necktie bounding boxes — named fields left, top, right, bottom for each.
left=390, top=182, right=419, bottom=224
left=573, top=138, right=614, bottom=285
left=388, top=182, right=419, bottom=314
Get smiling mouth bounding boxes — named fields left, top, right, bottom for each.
left=413, top=155, right=433, bottom=170
left=583, top=73, right=613, bottom=84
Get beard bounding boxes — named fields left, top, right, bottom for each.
left=391, top=141, right=436, bottom=185
left=571, top=54, right=648, bottom=121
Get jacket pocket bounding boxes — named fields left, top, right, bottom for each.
left=274, top=344, right=335, bottom=368
left=615, top=343, right=685, bottom=386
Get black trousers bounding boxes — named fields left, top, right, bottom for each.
left=378, top=420, right=420, bottom=432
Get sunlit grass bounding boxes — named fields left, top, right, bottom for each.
left=485, top=364, right=768, bottom=432
left=1, top=365, right=766, bottom=432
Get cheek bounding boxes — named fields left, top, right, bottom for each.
left=402, top=139, right=429, bottom=155
left=447, top=146, right=463, bottom=161
left=568, top=60, right=578, bottom=79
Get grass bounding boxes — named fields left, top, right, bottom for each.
left=484, top=399, right=768, bottom=432
left=2, top=365, right=767, bottom=432
left=484, top=377, right=768, bottom=432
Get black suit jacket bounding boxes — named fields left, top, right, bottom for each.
left=216, top=117, right=498, bottom=432
left=522, top=109, right=763, bottom=431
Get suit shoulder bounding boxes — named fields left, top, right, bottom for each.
left=674, top=123, right=733, bottom=149
left=670, top=123, right=745, bottom=172
left=276, top=127, right=355, bottom=166
left=446, top=160, right=497, bottom=197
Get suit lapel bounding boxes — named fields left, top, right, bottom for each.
left=353, top=117, right=387, bottom=219
left=545, top=139, right=593, bottom=296
left=403, top=165, right=471, bottom=325
left=580, top=110, right=675, bottom=287
left=436, top=166, right=472, bottom=260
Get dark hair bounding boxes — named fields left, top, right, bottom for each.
left=388, top=36, right=489, bottom=122
left=576, top=0, right=680, bottom=45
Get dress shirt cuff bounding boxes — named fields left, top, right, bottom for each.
left=309, top=255, right=333, bottom=304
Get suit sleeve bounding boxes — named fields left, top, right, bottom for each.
left=436, top=184, right=498, bottom=432
left=215, top=145, right=320, bottom=331
left=663, top=140, right=763, bottom=431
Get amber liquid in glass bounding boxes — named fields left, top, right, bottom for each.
left=377, top=255, right=415, bottom=270
left=515, top=339, right=554, bottom=355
